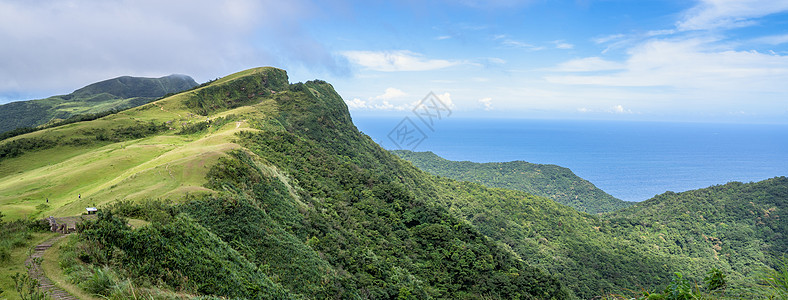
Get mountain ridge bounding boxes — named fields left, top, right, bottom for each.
left=0, top=67, right=571, bottom=299
left=0, top=74, right=198, bottom=133
left=391, top=150, right=633, bottom=214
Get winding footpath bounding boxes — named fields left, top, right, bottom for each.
left=25, top=234, right=79, bottom=300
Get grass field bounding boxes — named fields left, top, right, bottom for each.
left=0, top=68, right=281, bottom=220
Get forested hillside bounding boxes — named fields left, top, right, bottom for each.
left=391, top=150, right=632, bottom=214
left=609, top=178, right=788, bottom=284
left=0, top=74, right=197, bottom=134
left=0, top=68, right=569, bottom=299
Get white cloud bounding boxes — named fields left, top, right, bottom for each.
left=374, top=87, right=408, bottom=100
left=435, top=92, right=456, bottom=109
left=499, top=39, right=545, bottom=51
left=552, top=57, right=626, bottom=72
left=677, top=0, right=788, bottom=31
left=577, top=107, right=591, bottom=113
left=345, top=87, right=415, bottom=111
left=593, top=34, right=625, bottom=44
left=436, top=35, right=452, bottom=40
left=0, top=0, right=347, bottom=100
left=552, top=40, right=574, bottom=49
left=546, top=38, right=788, bottom=92
left=485, top=57, right=507, bottom=64
left=478, top=97, right=493, bottom=110
left=610, top=105, right=632, bottom=114
left=646, top=29, right=676, bottom=37
left=345, top=98, right=367, bottom=110
left=752, top=34, right=788, bottom=45
left=340, top=50, right=461, bottom=72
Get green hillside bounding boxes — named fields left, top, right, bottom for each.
left=391, top=150, right=632, bottom=214
left=1, top=67, right=786, bottom=299
left=609, top=178, right=788, bottom=283
left=0, top=74, right=198, bottom=134
left=0, top=67, right=569, bottom=299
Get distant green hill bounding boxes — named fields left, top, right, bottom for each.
left=392, top=150, right=633, bottom=214
left=0, top=74, right=197, bottom=133
left=609, top=177, right=788, bottom=278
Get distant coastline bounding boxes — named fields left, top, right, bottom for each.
left=353, top=116, right=788, bottom=201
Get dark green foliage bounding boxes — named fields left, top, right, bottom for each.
left=663, top=272, right=694, bottom=300
left=0, top=75, right=197, bottom=134
left=704, top=268, right=726, bottom=291
left=0, top=219, right=44, bottom=263
left=70, top=75, right=197, bottom=99
left=609, top=177, right=788, bottom=283
left=183, top=68, right=288, bottom=115
left=761, top=256, right=788, bottom=298
left=223, top=80, right=571, bottom=299
left=391, top=150, right=633, bottom=214
left=76, top=211, right=295, bottom=299
left=0, top=137, right=57, bottom=161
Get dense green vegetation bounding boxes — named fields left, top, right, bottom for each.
left=608, top=178, right=788, bottom=293
left=46, top=69, right=570, bottom=299
left=2, top=67, right=787, bottom=299
left=0, top=74, right=197, bottom=134
left=391, top=150, right=632, bottom=214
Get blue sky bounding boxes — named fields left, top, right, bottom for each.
left=1, top=0, right=788, bottom=123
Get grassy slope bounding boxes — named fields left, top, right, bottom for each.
left=392, top=150, right=633, bottom=214
left=0, top=75, right=198, bottom=134
left=0, top=68, right=274, bottom=219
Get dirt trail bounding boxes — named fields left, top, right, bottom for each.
left=26, top=234, right=79, bottom=300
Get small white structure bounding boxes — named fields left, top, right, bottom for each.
left=86, top=207, right=98, bottom=214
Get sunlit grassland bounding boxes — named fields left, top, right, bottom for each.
left=0, top=75, right=278, bottom=220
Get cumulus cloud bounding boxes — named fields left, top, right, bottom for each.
left=345, top=98, right=367, bottom=110
left=374, top=88, right=409, bottom=100
left=0, top=0, right=347, bottom=101
left=610, top=105, right=633, bottom=114
left=345, top=87, right=415, bottom=111
left=478, top=97, right=493, bottom=110
left=677, top=0, right=788, bottom=31
left=340, top=50, right=461, bottom=72
left=434, top=92, right=456, bottom=109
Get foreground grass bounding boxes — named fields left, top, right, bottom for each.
left=0, top=231, right=56, bottom=300
left=42, top=235, right=100, bottom=300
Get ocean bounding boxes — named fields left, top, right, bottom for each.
left=352, top=116, right=788, bottom=202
